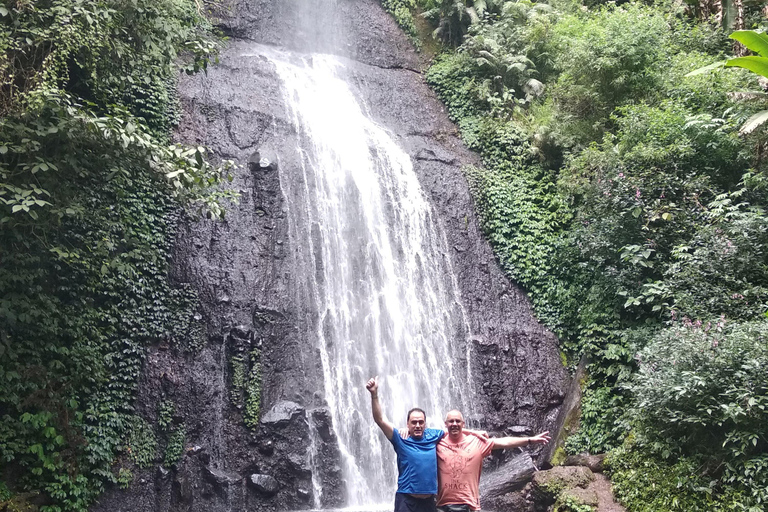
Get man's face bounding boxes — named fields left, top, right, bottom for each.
left=445, top=411, right=464, bottom=437
left=408, top=411, right=426, bottom=439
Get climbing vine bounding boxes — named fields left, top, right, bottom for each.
left=0, top=0, right=231, bottom=509
left=244, top=347, right=262, bottom=429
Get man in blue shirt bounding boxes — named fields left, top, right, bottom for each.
left=366, top=376, right=443, bottom=512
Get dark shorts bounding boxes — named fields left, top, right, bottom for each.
left=437, top=505, right=472, bottom=512
left=394, top=494, right=436, bottom=512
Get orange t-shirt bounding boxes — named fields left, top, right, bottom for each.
left=436, top=434, right=495, bottom=510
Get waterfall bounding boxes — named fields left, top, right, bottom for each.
left=258, top=48, right=474, bottom=508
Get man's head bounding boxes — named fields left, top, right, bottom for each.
left=444, top=409, right=465, bottom=439
left=407, top=408, right=426, bottom=439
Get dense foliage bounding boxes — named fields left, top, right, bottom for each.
left=0, top=0, right=230, bottom=509
left=387, top=0, right=768, bottom=510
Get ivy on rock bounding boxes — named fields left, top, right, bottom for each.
left=0, top=0, right=233, bottom=509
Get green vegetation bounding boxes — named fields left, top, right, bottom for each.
left=230, top=355, right=246, bottom=406
left=244, top=347, right=262, bottom=429
left=229, top=347, right=262, bottom=428
left=157, top=400, right=176, bottom=432
left=397, top=0, right=768, bottom=510
left=0, top=0, right=231, bottom=509
left=554, top=494, right=596, bottom=512
left=124, top=416, right=158, bottom=468
left=163, top=425, right=186, bottom=468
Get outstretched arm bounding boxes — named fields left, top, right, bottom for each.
left=366, top=377, right=395, bottom=440
left=491, top=431, right=551, bottom=450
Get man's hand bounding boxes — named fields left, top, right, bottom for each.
left=529, top=431, right=551, bottom=445
left=399, top=428, right=409, bottom=440
left=489, top=430, right=552, bottom=450
left=366, top=377, right=379, bottom=396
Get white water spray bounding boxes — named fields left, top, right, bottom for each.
left=259, top=49, right=474, bottom=508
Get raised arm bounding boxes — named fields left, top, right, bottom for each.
left=366, top=377, right=395, bottom=440
left=490, top=431, right=551, bottom=450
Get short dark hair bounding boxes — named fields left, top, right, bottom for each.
left=407, top=408, right=426, bottom=422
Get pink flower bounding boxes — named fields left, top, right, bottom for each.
left=635, top=188, right=641, bottom=199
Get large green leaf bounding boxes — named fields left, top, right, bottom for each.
left=740, top=109, right=768, bottom=135
left=685, top=60, right=725, bottom=77
left=729, top=30, right=768, bottom=58
left=725, top=56, right=768, bottom=78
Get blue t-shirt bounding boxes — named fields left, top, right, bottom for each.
left=389, top=427, right=444, bottom=494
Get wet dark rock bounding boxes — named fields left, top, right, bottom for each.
left=261, top=400, right=304, bottom=427
left=258, top=439, right=274, bottom=456
left=297, top=487, right=312, bottom=501
left=479, top=452, right=537, bottom=499
left=541, top=357, right=588, bottom=465
left=157, top=466, right=170, bottom=480
left=203, top=466, right=242, bottom=489
left=311, top=407, right=334, bottom=442
left=286, top=452, right=311, bottom=477
left=173, top=473, right=193, bottom=505
left=248, top=474, right=279, bottom=496
left=187, top=445, right=204, bottom=456
left=230, top=325, right=251, bottom=341
left=247, top=147, right=279, bottom=172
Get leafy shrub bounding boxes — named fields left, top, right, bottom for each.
left=630, top=321, right=768, bottom=494
left=545, top=4, right=668, bottom=143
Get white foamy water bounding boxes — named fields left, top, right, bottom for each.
left=257, top=48, right=474, bottom=508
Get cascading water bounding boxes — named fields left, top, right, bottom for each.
left=255, top=47, right=475, bottom=508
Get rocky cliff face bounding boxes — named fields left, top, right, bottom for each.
left=92, top=1, right=569, bottom=511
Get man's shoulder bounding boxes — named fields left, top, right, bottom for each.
left=424, top=428, right=444, bottom=439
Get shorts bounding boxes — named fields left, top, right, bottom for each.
left=437, top=505, right=472, bottom=512
left=394, top=493, right=436, bottom=512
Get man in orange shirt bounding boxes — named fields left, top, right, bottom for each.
left=436, top=410, right=551, bottom=512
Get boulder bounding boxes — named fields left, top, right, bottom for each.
left=564, top=452, right=606, bottom=473
left=248, top=474, right=279, bottom=496
left=531, top=466, right=595, bottom=500
left=311, top=407, right=334, bottom=442
left=202, top=466, right=241, bottom=491
left=560, top=487, right=599, bottom=508
left=479, top=452, right=537, bottom=498
left=261, top=400, right=304, bottom=427
left=172, top=473, right=192, bottom=505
